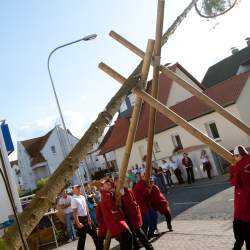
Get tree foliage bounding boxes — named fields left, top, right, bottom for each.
left=195, top=0, right=238, bottom=18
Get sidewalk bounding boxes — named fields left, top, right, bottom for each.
left=54, top=186, right=245, bottom=250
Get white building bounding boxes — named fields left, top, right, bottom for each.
left=10, top=160, right=24, bottom=190
left=100, top=47, right=250, bottom=179
left=17, top=125, right=91, bottom=192
left=0, top=123, right=22, bottom=235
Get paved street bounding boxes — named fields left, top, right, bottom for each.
left=53, top=175, right=245, bottom=250
left=166, top=174, right=231, bottom=218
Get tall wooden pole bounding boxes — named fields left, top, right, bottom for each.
left=100, top=39, right=155, bottom=250
left=145, top=0, right=165, bottom=183
left=109, top=31, right=250, bottom=136
left=114, top=39, right=155, bottom=202
left=98, top=64, right=235, bottom=164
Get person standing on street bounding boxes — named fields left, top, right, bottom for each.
left=230, top=145, right=250, bottom=250
left=155, top=167, right=168, bottom=195
left=169, top=156, right=184, bottom=184
left=71, top=184, right=98, bottom=250
left=58, top=190, right=76, bottom=242
left=133, top=176, right=159, bottom=240
left=149, top=181, right=173, bottom=231
left=200, top=150, right=212, bottom=179
left=182, top=153, right=195, bottom=184
left=161, top=159, right=174, bottom=187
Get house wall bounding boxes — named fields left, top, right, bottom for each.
left=33, top=166, right=49, bottom=181
left=236, top=77, right=250, bottom=127
left=11, top=163, right=24, bottom=190
left=41, top=127, right=90, bottom=184
left=167, top=68, right=202, bottom=107
left=114, top=104, right=250, bottom=171
left=18, top=142, right=37, bottom=191
left=41, top=128, right=67, bottom=175
left=0, top=129, right=22, bottom=235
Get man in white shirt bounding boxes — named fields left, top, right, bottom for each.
left=161, top=160, right=174, bottom=187
left=58, top=190, right=76, bottom=242
left=71, top=184, right=98, bottom=250
left=169, top=156, right=184, bottom=184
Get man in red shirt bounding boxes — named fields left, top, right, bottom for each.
left=230, top=145, right=250, bottom=250
left=119, top=182, right=154, bottom=250
left=133, top=177, right=158, bottom=239
left=96, top=202, right=107, bottom=250
left=100, top=180, right=133, bottom=250
left=150, top=183, right=173, bottom=231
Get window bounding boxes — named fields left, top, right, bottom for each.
left=119, top=101, right=127, bottom=113
left=171, top=134, right=183, bottom=149
left=51, top=146, right=56, bottom=155
left=206, top=121, right=220, bottom=140
left=153, top=141, right=161, bottom=153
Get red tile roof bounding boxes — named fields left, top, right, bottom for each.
left=100, top=69, right=250, bottom=155
left=21, top=130, right=53, bottom=166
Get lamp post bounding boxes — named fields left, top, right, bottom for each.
left=47, top=34, right=97, bottom=191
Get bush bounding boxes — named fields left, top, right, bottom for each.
left=33, top=177, right=49, bottom=193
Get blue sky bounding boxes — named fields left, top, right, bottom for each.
left=0, top=0, right=249, bottom=160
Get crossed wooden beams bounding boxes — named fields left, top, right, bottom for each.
left=98, top=1, right=250, bottom=248
left=99, top=28, right=250, bottom=172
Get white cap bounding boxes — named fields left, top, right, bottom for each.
left=233, top=145, right=248, bottom=155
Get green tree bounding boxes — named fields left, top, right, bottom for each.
left=195, top=0, right=238, bottom=18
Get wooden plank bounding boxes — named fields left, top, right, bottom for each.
left=145, top=0, right=165, bottom=184
left=101, top=39, right=155, bottom=250
left=98, top=64, right=235, bottom=164
left=109, top=31, right=250, bottom=136
left=115, top=39, right=155, bottom=203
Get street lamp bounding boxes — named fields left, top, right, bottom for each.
left=47, top=34, right=97, bottom=190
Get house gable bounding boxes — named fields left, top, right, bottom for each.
left=236, top=76, right=250, bottom=126
left=167, top=65, right=203, bottom=107
left=100, top=70, right=250, bottom=155
left=202, top=45, right=250, bottom=88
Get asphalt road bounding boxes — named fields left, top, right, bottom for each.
left=165, top=175, right=231, bottom=218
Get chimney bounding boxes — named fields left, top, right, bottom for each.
left=231, top=47, right=239, bottom=55
left=246, top=37, right=250, bottom=47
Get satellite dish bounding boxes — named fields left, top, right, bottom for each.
left=195, top=0, right=239, bottom=18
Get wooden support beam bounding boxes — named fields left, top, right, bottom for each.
left=115, top=39, right=155, bottom=202
left=98, top=64, right=235, bottom=164
left=101, top=39, right=155, bottom=250
left=109, top=31, right=250, bottom=136
left=145, top=0, right=165, bottom=183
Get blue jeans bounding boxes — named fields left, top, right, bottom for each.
left=148, top=209, right=158, bottom=237
left=65, top=212, right=76, bottom=240
left=142, top=209, right=158, bottom=237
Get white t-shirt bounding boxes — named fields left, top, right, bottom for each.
left=170, top=161, right=178, bottom=170
left=59, top=195, right=72, bottom=214
left=201, top=155, right=209, bottom=163
left=132, top=169, right=137, bottom=175
left=161, top=162, right=169, bottom=171
left=71, top=195, right=87, bottom=217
